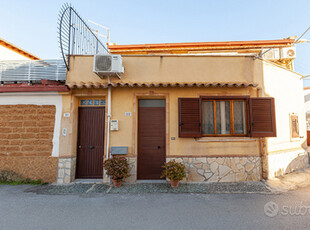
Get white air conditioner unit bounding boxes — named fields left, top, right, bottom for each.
left=260, top=48, right=280, bottom=60
left=280, top=47, right=296, bottom=60
left=93, top=54, right=124, bottom=79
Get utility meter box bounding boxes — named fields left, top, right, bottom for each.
left=110, top=120, right=119, bottom=131
left=111, top=146, right=128, bottom=155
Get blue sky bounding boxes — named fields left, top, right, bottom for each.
left=1, top=0, right=310, bottom=85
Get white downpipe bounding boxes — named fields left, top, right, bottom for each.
left=106, top=76, right=112, bottom=160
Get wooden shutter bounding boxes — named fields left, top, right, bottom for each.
left=178, top=98, right=201, bottom=137
left=249, top=97, right=276, bottom=137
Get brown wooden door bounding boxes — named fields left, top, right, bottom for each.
left=76, top=107, right=105, bottom=178
left=138, top=99, right=166, bottom=179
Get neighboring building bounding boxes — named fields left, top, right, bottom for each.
left=0, top=38, right=39, bottom=61
left=55, top=38, right=308, bottom=184
left=0, top=39, right=68, bottom=182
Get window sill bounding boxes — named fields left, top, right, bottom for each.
left=194, top=137, right=259, bottom=142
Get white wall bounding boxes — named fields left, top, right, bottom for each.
left=263, top=62, right=306, bottom=153
left=262, top=61, right=308, bottom=177
left=0, top=92, right=62, bottom=157
left=0, top=46, right=30, bottom=60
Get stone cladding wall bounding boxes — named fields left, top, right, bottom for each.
left=167, top=157, right=261, bottom=182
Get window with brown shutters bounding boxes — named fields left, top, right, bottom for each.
left=249, top=98, right=276, bottom=137
left=201, top=99, right=248, bottom=136
left=178, top=96, right=277, bottom=138
left=178, top=98, right=201, bottom=137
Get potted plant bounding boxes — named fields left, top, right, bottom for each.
left=161, top=160, right=186, bottom=188
left=103, top=157, right=130, bottom=187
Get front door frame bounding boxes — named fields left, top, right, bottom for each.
left=75, top=97, right=107, bottom=179
left=134, top=92, right=170, bottom=180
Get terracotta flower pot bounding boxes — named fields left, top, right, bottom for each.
left=170, top=180, right=180, bottom=188
left=112, top=179, right=123, bottom=187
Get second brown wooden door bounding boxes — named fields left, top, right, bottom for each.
left=76, top=107, right=105, bottom=179
left=138, top=99, right=166, bottom=179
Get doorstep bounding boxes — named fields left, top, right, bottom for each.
left=136, top=180, right=166, bottom=183
left=72, top=179, right=103, bottom=184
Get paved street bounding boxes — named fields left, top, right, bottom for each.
left=1, top=184, right=310, bottom=230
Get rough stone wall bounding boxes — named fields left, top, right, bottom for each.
left=105, top=156, right=260, bottom=183
left=57, top=157, right=76, bottom=184
left=125, top=157, right=137, bottom=183
left=0, top=156, right=58, bottom=182
left=167, top=157, right=261, bottom=182
left=0, top=105, right=57, bottom=182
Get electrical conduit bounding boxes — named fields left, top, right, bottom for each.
left=106, top=76, right=111, bottom=160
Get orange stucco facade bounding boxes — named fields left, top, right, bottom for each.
left=56, top=42, right=308, bottom=183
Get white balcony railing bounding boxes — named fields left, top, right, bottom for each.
left=0, top=59, right=66, bottom=83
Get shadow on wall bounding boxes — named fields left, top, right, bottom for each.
left=301, top=139, right=307, bottom=149
left=273, top=149, right=310, bottom=178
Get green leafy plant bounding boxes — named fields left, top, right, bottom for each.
left=103, top=157, right=130, bottom=183
left=161, top=160, right=186, bottom=181
left=0, top=170, right=46, bottom=185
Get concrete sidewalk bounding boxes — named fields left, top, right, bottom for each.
left=266, top=168, right=310, bottom=193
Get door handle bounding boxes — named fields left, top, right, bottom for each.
left=90, top=145, right=94, bottom=149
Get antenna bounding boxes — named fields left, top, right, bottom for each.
left=88, top=20, right=111, bottom=44
left=255, top=28, right=310, bottom=60
left=293, top=27, right=310, bottom=45
left=58, top=3, right=110, bottom=70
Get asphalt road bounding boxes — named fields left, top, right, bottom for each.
left=1, top=185, right=310, bottom=230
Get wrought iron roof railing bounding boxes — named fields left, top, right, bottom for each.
left=58, top=3, right=109, bottom=71
left=0, top=59, right=66, bottom=83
